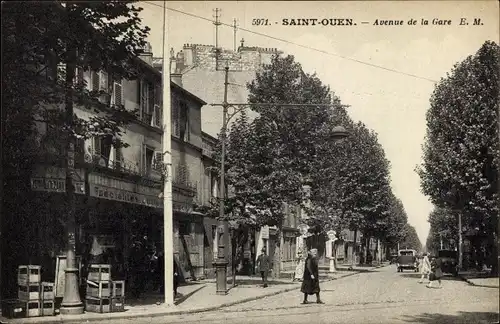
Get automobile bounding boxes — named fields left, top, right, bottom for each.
left=389, top=253, right=399, bottom=264
left=397, top=249, right=419, bottom=272
left=438, top=249, right=459, bottom=276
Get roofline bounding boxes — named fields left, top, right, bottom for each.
left=202, top=131, right=218, bottom=142
left=171, top=81, right=206, bottom=106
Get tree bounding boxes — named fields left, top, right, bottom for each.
left=417, top=41, right=499, bottom=271
left=309, top=109, right=394, bottom=263
left=399, top=224, right=422, bottom=251
left=427, top=207, right=459, bottom=252
left=2, top=1, right=149, bottom=298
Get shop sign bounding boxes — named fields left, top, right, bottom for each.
left=89, top=173, right=162, bottom=208
left=31, top=166, right=85, bottom=194
left=30, top=178, right=85, bottom=195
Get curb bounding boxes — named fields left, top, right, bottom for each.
left=1, top=264, right=387, bottom=324
left=459, top=276, right=499, bottom=289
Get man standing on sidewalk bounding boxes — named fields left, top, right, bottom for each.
left=256, top=248, right=270, bottom=288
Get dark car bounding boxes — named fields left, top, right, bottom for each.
left=397, top=249, right=419, bottom=272
left=438, top=249, right=459, bottom=276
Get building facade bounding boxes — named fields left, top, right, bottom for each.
left=2, top=42, right=228, bottom=299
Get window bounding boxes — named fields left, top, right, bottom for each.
left=139, top=80, right=154, bottom=124
left=175, top=164, right=188, bottom=185
left=91, top=71, right=109, bottom=92
left=143, top=145, right=154, bottom=174
left=93, top=136, right=112, bottom=166
left=179, top=101, right=189, bottom=141
left=171, top=97, right=189, bottom=141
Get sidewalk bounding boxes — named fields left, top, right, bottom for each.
left=459, top=270, right=499, bottom=288
left=0, top=263, right=386, bottom=323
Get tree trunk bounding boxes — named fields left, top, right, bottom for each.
left=352, top=230, right=358, bottom=266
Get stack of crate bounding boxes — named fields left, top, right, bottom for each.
left=16, top=265, right=55, bottom=318
left=85, top=264, right=111, bottom=313
left=85, top=264, right=125, bottom=313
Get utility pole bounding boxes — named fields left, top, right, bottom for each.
left=161, top=0, right=174, bottom=306
left=60, top=3, right=83, bottom=314
left=213, top=64, right=230, bottom=295
left=232, top=19, right=238, bottom=51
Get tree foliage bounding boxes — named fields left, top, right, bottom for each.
left=417, top=41, right=499, bottom=238
left=399, top=224, right=422, bottom=251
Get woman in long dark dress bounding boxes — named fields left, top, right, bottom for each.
left=300, top=248, right=324, bottom=304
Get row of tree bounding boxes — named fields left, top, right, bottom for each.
left=208, top=54, right=421, bottom=274
left=418, top=41, right=499, bottom=272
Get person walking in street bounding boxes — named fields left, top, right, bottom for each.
left=256, top=247, right=270, bottom=288
left=293, top=247, right=306, bottom=282
left=427, top=255, right=443, bottom=289
left=418, top=253, right=432, bottom=284
left=173, top=259, right=180, bottom=298
left=301, top=248, right=324, bottom=304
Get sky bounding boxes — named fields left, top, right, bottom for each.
left=138, top=0, right=499, bottom=245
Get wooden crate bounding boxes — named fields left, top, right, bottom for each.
left=18, top=283, right=41, bottom=301
left=1, top=299, right=26, bottom=319
left=41, top=300, right=55, bottom=316
left=110, top=297, right=125, bottom=312
left=86, top=280, right=111, bottom=298
left=88, top=264, right=111, bottom=282
left=111, top=280, right=125, bottom=297
left=25, top=300, right=41, bottom=317
left=41, top=282, right=55, bottom=301
left=18, top=265, right=41, bottom=286
left=85, top=297, right=110, bottom=313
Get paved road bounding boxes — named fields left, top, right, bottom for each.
left=75, top=265, right=499, bottom=324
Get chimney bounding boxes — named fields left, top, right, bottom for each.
left=140, top=42, right=153, bottom=65
left=175, top=51, right=185, bottom=73
left=171, top=73, right=182, bottom=87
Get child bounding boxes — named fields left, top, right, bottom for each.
left=427, top=256, right=443, bottom=289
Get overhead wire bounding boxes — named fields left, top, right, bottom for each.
left=142, top=1, right=438, bottom=83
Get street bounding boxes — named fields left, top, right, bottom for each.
left=72, top=265, right=499, bottom=324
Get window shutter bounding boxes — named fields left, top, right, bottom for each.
left=114, top=80, right=123, bottom=106
left=141, top=144, right=146, bottom=173
left=154, top=151, right=163, bottom=171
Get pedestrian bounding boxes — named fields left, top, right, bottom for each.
left=256, top=247, right=270, bottom=288
left=300, top=248, right=324, bottom=304
left=418, top=253, right=431, bottom=284
left=293, top=248, right=306, bottom=282
left=427, top=256, right=443, bottom=289
left=173, top=259, right=180, bottom=298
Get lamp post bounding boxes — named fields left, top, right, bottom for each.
left=213, top=65, right=230, bottom=295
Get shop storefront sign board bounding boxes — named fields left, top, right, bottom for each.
left=31, top=166, right=85, bottom=195
left=89, top=173, right=162, bottom=208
